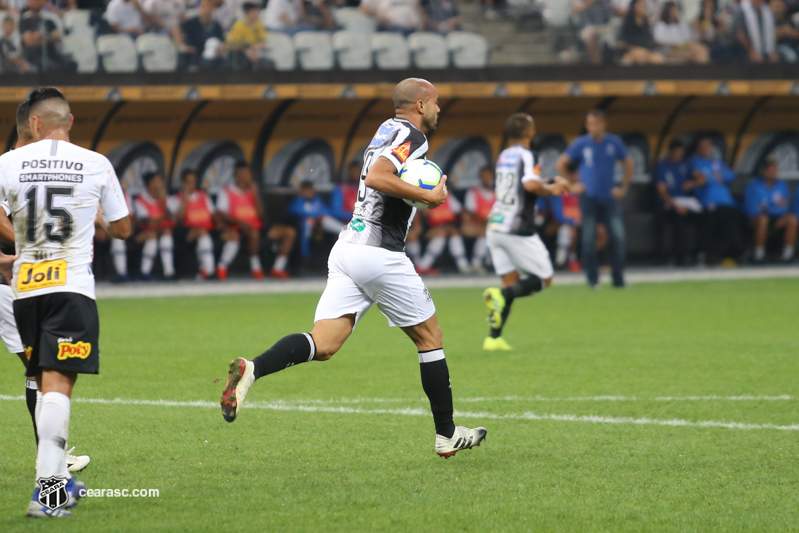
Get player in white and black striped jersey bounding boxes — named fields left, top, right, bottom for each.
left=482, top=113, right=571, bottom=351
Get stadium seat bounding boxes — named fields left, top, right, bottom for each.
left=136, top=33, right=178, bottom=72
left=263, top=33, right=296, bottom=71
left=333, top=7, right=378, bottom=34
left=407, top=32, right=448, bottom=69
left=61, top=34, right=98, bottom=73
left=332, top=31, right=372, bottom=70
left=97, top=34, right=138, bottom=73
left=293, top=32, right=334, bottom=71
left=63, top=9, right=93, bottom=36
left=446, top=32, right=488, bottom=68
left=371, top=32, right=410, bottom=70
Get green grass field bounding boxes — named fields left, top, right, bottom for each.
left=1, top=278, right=798, bottom=532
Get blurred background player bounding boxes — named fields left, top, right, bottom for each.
left=557, top=109, right=634, bottom=289
left=744, top=155, right=797, bottom=263
left=538, top=183, right=601, bottom=273
left=171, top=169, right=216, bottom=279
left=461, top=166, right=495, bottom=272
left=483, top=113, right=570, bottom=351
left=3, top=100, right=90, bottom=473
left=220, top=78, right=487, bottom=458
left=327, top=161, right=360, bottom=225
left=415, top=193, right=470, bottom=275
left=215, top=162, right=295, bottom=280
left=288, top=180, right=344, bottom=260
left=135, top=171, right=176, bottom=281
left=0, top=88, right=131, bottom=517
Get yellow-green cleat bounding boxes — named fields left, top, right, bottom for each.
left=483, top=336, right=512, bottom=351
left=482, top=288, right=506, bottom=329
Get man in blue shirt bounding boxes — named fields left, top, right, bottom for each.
left=689, top=136, right=745, bottom=266
left=743, top=156, right=797, bottom=263
left=288, top=181, right=343, bottom=259
left=654, top=140, right=700, bottom=265
left=556, top=109, right=634, bottom=288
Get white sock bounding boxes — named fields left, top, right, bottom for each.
left=249, top=255, right=263, bottom=272
left=556, top=225, right=571, bottom=266
left=406, top=240, right=421, bottom=263
left=273, top=255, right=288, bottom=272
left=35, top=390, right=42, bottom=425
left=448, top=235, right=470, bottom=272
left=321, top=215, right=343, bottom=234
left=36, top=392, right=71, bottom=481
left=219, top=240, right=240, bottom=268
left=754, top=246, right=766, bottom=261
left=159, top=234, right=175, bottom=277
left=419, top=236, right=446, bottom=270
left=782, top=245, right=795, bottom=261
left=140, top=238, right=157, bottom=275
left=196, top=234, right=215, bottom=276
left=471, top=237, right=487, bottom=268
left=111, top=239, right=127, bottom=276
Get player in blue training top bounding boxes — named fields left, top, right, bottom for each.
left=743, top=155, right=797, bottom=263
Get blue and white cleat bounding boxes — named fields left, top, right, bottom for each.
left=26, top=476, right=85, bottom=518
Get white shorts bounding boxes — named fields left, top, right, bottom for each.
left=315, top=240, right=436, bottom=329
left=0, top=284, right=23, bottom=354
left=487, top=231, right=554, bottom=280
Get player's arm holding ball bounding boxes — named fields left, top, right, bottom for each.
left=364, top=156, right=448, bottom=208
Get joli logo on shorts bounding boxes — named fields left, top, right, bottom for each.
left=57, top=341, right=91, bottom=360
left=17, top=260, right=67, bottom=292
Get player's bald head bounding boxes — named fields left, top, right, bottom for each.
left=392, top=78, right=436, bottom=111
left=25, top=87, right=71, bottom=140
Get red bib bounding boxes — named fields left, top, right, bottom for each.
left=226, top=187, right=263, bottom=230
left=427, top=196, right=458, bottom=227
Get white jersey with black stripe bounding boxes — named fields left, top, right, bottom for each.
left=339, top=118, right=428, bottom=252
left=0, top=139, right=129, bottom=300
left=488, top=145, right=542, bottom=236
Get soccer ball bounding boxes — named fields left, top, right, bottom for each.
left=398, top=159, right=444, bottom=209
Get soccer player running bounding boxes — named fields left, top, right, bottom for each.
left=1, top=100, right=90, bottom=472
left=482, top=113, right=570, bottom=351
left=221, top=78, right=487, bottom=458
left=0, top=88, right=132, bottom=517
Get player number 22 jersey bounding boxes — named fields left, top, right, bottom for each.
left=0, top=139, right=130, bottom=300
left=488, top=145, right=542, bottom=236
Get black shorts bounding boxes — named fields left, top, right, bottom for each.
left=14, top=292, right=100, bottom=377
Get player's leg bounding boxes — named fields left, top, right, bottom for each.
left=580, top=196, right=600, bottom=288
left=139, top=230, right=158, bottom=280
left=158, top=227, right=176, bottom=279
left=266, top=224, right=295, bottom=278
left=401, top=315, right=487, bottom=457
left=446, top=226, right=470, bottom=273
left=244, top=226, right=264, bottom=279
left=191, top=228, right=216, bottom=279
left=110, top=238, right=130, bottom=281
left=0, top=283, right=37, bottom=442
left=751, top=214, right=769, bottom=263
left=417, top=226, right=447, bottom=273
left=216, top=229, right=240, bottom=280
left=776, top=214, right=797, bottom=262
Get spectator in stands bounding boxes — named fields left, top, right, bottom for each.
left=693, top=0, right=737, bottom=62
left=135, top=172, right=177, bottom=281
left=689, top=136, right=745, bottom=266
left=618, top=0, right=666, bottom=64
left=303, top=0, right=335, bottom=30
left=287, top=181, right=343, bottom=259
left=416, top=194, right=470, bottom=275
left=226, top=2, right=271, bottom=70
left=422, top=0, right=460, bottom=33
left=327, top=161, right=359, bottom=224
left=733, top=0, right=779, bottom=62
left=744, top=155, right=797, bottom=262
left=571, top=0, right=621, bottom=64
left=461, top=166, right=495, bottom=272
left=171, top=169, right=217, bottom=279
left=106, top=0, right=153, bottom=36
left=557, top=109, right=633, bottom=289
left=654, top=1, right=710, bottom=63
left=771, top=0, right=799, bottom=61
left=262, top=0, right=323, bottom=34
left=216, top=162, right=296, bottom=280
left=214, top=0, right=243, bottom=31
left=142, top=0, right=186, bottom=43
left=360, top=0, right=425, bottom=35
left=655, top=140, right=702, bottom=265
left=19, top=0, right=77, bottom=72
left=0, top=16, right=32, bottom=73
left=178, top=0, right=227, bottom=70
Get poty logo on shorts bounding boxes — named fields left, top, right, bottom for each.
left=392, top=142, right=411, bottom=163
left=57, top=341, right=91, bottom=360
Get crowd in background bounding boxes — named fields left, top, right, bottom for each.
left=570, top=0, right=799, bottom=64
left=0, top=0, right=463, bottom=72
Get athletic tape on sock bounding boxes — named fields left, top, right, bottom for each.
left=303, top=332, right=317, bottom=362
left=418, top=348, right=445, bottom=363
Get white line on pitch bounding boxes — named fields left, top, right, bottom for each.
left=258, top=394, right=794, bottom=404
left=1, top=395, right=796, bottom=432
